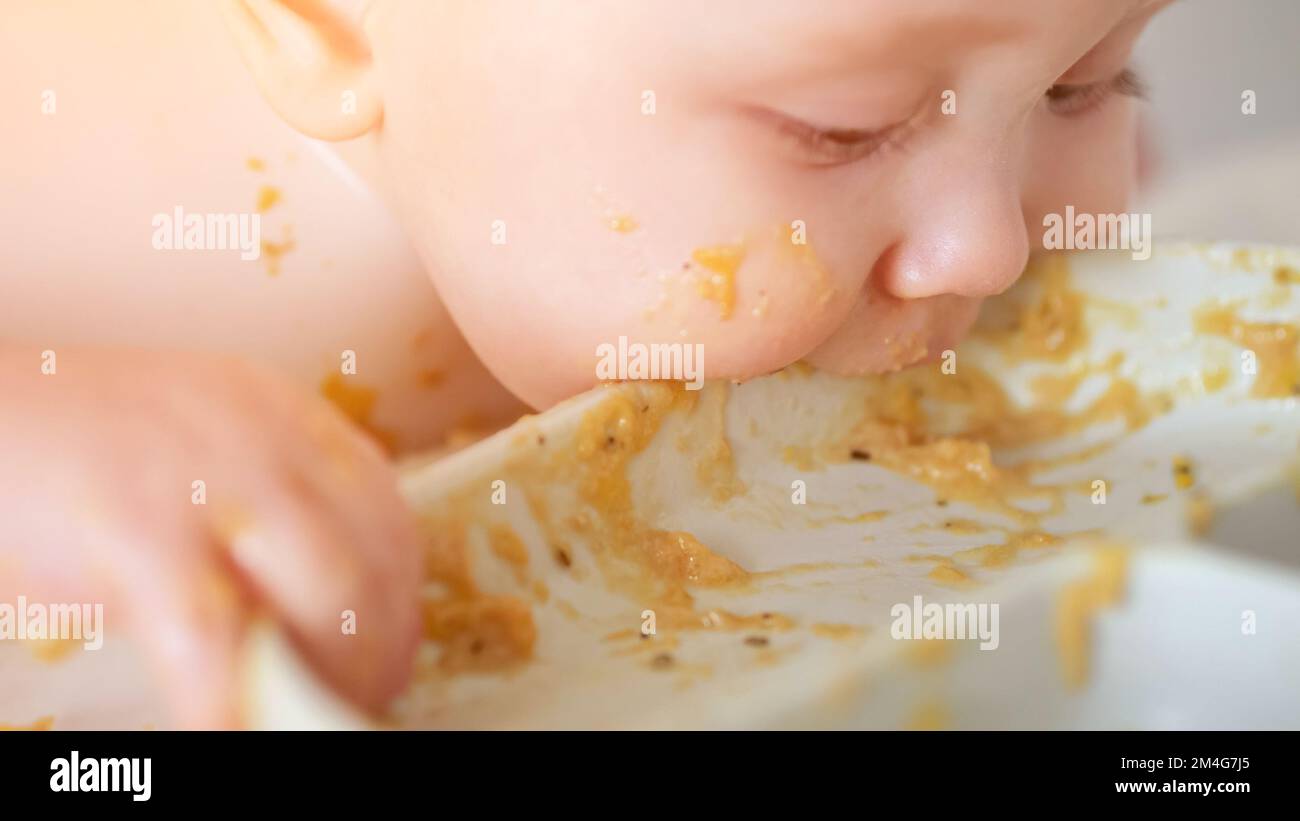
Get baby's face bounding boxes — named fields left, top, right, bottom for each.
left=365, top=0, right=1167, bottom=407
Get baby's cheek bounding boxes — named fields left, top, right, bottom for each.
left=448, top=227, right=869, bottom=408
left=1024, top=98, right=1140, bottom=229
left=637, top=229, right=868, bottom=381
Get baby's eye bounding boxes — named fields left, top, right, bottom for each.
left=1045, top=67, right=1146, bottom=117
left=750, top=107, right=904, bottom=167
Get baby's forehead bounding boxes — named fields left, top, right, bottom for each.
left=554, top=0, right=1143, bottom=77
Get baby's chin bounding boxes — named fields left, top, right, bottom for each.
left=799, top=293, right=982, bottom=376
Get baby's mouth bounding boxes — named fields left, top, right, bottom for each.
left=802, top=292, right=982, bottom=377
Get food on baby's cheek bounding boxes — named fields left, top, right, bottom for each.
left=260, top=226, right=296, bottom=277
left=691, top=244, right=744, bottom=319
left=255, top=185, right=281, bottom=213
left=608, top=215, right=639, bottom=233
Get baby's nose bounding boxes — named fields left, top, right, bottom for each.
left=872, top=166, right=1030, bottom=301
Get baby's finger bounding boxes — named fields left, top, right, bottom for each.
left=214, top=466, right=420, bottom=716
left=109, top=531, right=250, bottom=730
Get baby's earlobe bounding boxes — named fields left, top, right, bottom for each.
left=218, top=0, right=382, bottom=141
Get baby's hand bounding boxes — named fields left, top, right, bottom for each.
left=0, top=348, right=422, bottom=728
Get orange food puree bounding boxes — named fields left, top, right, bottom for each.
left=419, top=520, right=536, bottom=673
left=692, top=244, right=743, bottom=319
left=1055, top=545, right=1128, bottom=689
left=792, top=324, right=1165, bottom=526
left=976, top=253, right=1088, bottom=362
left=517, top=383, right=794, bottom=635
left=1194, top=303, right=1300, bottom=398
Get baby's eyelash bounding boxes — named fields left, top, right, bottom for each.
left=782, top=122, right=896, bottom=165
left=760, top=112, right=908, bottom=167
left=1045, top=68, right=1147, bottom=117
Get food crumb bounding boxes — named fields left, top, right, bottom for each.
left=608, top=214, right=638, bottom=233
left=691, top=244, right=744, bottom=319
left=255, top=185, right=281, bottom=213
left=260, top=227, right=296, bottom=277
left=927, top=564, right=970, bottom=585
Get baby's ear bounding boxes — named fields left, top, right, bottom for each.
left=219, top=0, right=381, bottom=141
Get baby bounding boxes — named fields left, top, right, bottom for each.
left=0, top=0, right=1170, bottom=727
